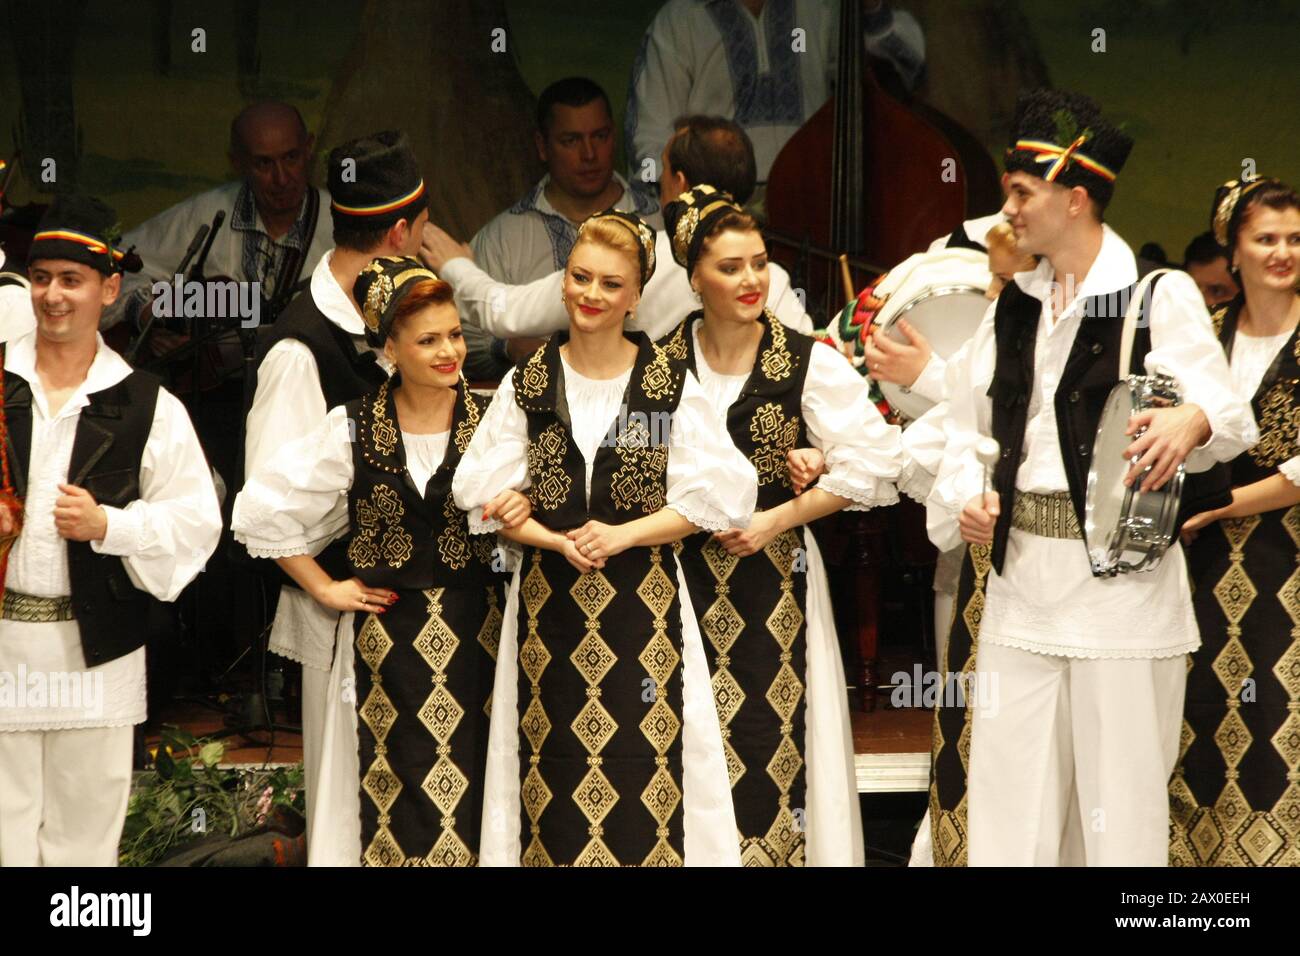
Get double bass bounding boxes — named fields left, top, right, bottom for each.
left=764, top=1, right=1002, bottom=710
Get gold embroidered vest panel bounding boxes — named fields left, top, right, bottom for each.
left=661, top=310, right=812, bottom=511
left=513, top=331, right=687, bottom=528
left=345, top=378, right=496, bottom=588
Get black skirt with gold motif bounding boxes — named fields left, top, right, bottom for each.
left=354, top=582, right=504, bottom=866
left=677, top=528, right=808, bottom=866
left=515, top=545, right=685, bottom=867
left=1170, top=303, right=1300, bottom=867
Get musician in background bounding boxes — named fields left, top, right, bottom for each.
left=419, top=115, right=812, bottom=355
left=105, top=101, right=332, bottom=332
left=240, top=130, right=427, bottom=865
left=625, top=0, right=926, bottom=209
left=0, top=196, right=221, bottom=865
left=0, top=248, right=35, bottom=342
left=465, top=77, right=660, bottom=380
left=1183, top=229, right=1240, bottom=309
left=1171, top=178, right=1300, bottom=866
left=926, top=90, right=1255, bottom=866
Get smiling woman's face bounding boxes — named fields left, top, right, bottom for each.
left=1233, top=205, right=1300, bottom=295
left=563, top=239, right=640, bottom=333
left=693, top=227, right=770, bottom=325
left=384, top=300, right=466, bottom=389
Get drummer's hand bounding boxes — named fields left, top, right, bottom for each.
left=864, top=319, right=932, bottom=387
left=787, top=447, right=825, bottom=495
left=959, top=492, right=1000, bottom=546
left=0, top=500, right=18, bottom=538
left=419, top=222, right=473, bottom=272
left=1123, top=404, right=1211, bottom=492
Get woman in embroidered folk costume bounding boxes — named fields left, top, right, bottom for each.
left=233, top=257, right=526, bottom=865
left=454, top=209, right=757, bottom=866
left=657, top=186, right=903, bottom=866
left=1172, top=179, right=1300, bottom=866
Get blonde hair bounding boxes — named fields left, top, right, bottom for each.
left=984, top=221, right=1018, bottom=254
left=570, top=218, right=641, bottom=277
left=984, top=221, right=1036, bottom=273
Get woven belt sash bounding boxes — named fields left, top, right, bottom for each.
left=1010, top=491, right=1082, bottom=540
left=1, top=591, right=75, bottom=623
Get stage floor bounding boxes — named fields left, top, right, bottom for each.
left=150, top=699, right=933, bottom=793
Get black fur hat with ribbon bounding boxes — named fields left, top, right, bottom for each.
left=328, top=130, right=427, bottom=231
left=28, top=194, right=129, bottom=275
left=1004, top=89, right=1134, bottom=209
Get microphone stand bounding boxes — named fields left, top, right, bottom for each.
left=125, top=223, right=208, bottom=365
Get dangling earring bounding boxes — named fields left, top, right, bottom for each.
left=691, top=286, right=701, bottom=303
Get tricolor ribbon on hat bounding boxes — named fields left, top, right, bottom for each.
left=1010, top=135, right=1118, bottom=183
left=32, top=229, right=126, bottom=262
left=331, top=180, right=426, bottom=216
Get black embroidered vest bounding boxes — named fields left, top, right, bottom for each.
left=4, top=355, right=166, bottom=667
left=344, top=377, right=496, bottom=590
left=987, top=279, right=1152, bottom=573
left=512, top=331, right=686, bottom=528
left=1214, top=297, right=1300, bottom=486
left=660, top=310, right=812, bottom=511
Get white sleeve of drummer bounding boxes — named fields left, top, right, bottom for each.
left=1144, top=270, right=1258, bottom=472
left=908, top=351, right=949, bottom=405
left=926, top=306, right=997, bottom=552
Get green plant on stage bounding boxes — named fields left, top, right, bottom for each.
left=118, top=724, right=305, bottom=867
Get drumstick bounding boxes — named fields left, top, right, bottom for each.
left=838, top=254, right=855, bottom=306
left=976, top=437, right=1001, bottom=503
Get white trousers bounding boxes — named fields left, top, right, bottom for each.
left=967, top=642, right=1185, bottom=866
left=0, top=725, right=134, bottom=866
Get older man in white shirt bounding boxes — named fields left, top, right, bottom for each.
left=0, top=195, right=221, bottom=867
left=106, top=101, right=332, bottom=332
left=422, top=115, right=812, bottom=350
left=924, top=91, right=1257, bottom=868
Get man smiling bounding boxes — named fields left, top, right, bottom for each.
left=925, top=90, right=1256, bottom=867
left=0, top=195, right=221, bottom=866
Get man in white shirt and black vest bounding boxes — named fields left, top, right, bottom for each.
left=0, top=195, right=222, bottom=866
left=241, top=129, right=428, bottom=864
left=925, top=90, right=1257, bottom=866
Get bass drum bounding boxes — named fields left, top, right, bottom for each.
left=870, top=247, right=991, bottom=422
left=876, top=286, right=989, bottom=420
